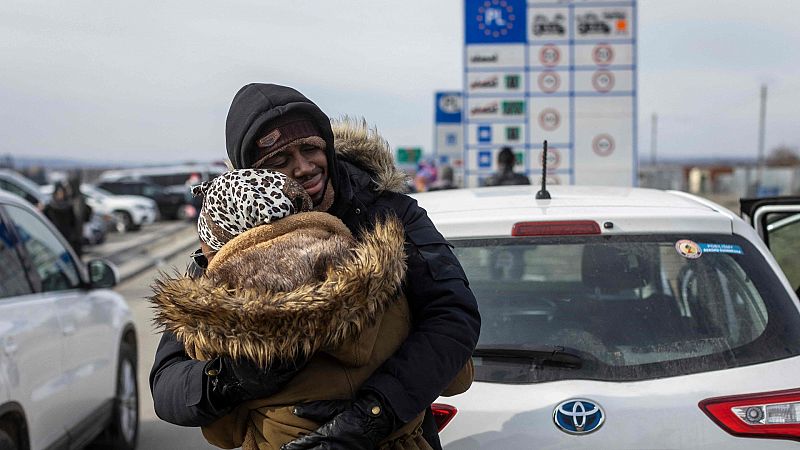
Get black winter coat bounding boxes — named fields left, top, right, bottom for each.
left=150, top=86, right=480, bottom=448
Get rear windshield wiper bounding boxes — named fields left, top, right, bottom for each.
left=473, top=345, right=585, bottom=369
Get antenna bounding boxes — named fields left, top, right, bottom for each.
left=536, top=140, right=551, bottom=200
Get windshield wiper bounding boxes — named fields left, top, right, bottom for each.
left=473, top=345, right=584, bottom=369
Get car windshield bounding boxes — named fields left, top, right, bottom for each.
left=454, top=234, right=800, bottom=383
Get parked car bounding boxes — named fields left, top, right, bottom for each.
left=0, top=190, right=139, bottom=450
left=1, top=170, right=110, bottom=246
left=82, top=184, right=158, bottom=232
left=96, top=179, right=188, bottom=220
left=0, top=169, right=45, bottom=209
left=417, top=185, right=800, bottom=448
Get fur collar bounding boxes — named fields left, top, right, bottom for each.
left=332, top=117, right=409, bottom=194
left=150, top=215, right=406, bottom=366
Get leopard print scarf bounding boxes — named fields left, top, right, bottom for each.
left=192, top=169, right=312, bottom=251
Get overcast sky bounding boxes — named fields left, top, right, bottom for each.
left=1, top=0, right=798, bottom=164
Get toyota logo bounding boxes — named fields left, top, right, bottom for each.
left=553, top=399, right=605, bottom=435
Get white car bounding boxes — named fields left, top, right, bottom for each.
left=41, top=183, right=159, bottom=232
left=81, top=184, right=158, bottom=232
left=0, top=190, right=139, bottom=450
left=419, top=185, right=800, bottom=449
left=0, top=170, right=110, bottom=245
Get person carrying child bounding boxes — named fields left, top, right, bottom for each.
left=150, top=169, right=472, bottom=450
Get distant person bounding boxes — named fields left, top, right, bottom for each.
left=67, top=174, right=92, bottom=256
left=185, top=172, right=203, bottom=219
left=414, top=159, right=437, bottom=192
left=483, top=147, right=530, bottom=187
left=44, top=181, right=83, bottom=255
left=428, top=165, right=457, bottom=191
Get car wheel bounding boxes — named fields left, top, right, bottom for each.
left=0, top=428, right=17, bottom=450
left=113, top=211, right=133, bottom=233
left=89, top=342, right=138, bottom=450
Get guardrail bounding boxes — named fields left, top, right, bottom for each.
left=86, top=222, right=200, bottom=282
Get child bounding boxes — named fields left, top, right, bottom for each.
left=150, top=169, right=471, bottom=450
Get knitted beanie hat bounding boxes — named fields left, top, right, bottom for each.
left=192, top=169, right=312, bottom=251
left=252, top=114, right=327, bottom=168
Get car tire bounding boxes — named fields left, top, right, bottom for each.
left=89, top=342, right=139, bottom=450
left=113, top=211, right=132, bottom=233
left=0, top=428, right=17, bottom=450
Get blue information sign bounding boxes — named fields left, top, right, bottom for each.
left=478, top=125, right=492, bottom=143
left=436, top=92, right=463, bottom=124
left=478, top=150, right=493, bottom=168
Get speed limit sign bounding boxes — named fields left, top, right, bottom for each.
left=538, top=108, right=561, bottom=131
left=593, top=44, right=614, bottom=66
left=537, top=71, right=560, bottom=93
left=592, top=70, right=615, bottom=93
left=539, top=45, right=561, bottom=67
left=592, top=134, right=615, bottom=156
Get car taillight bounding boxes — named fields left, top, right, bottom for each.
left=512, top=220, right=601, bottom=237
left=431, top=403, right=458, bottom=432
left=699, top=388, right=800, bottom=442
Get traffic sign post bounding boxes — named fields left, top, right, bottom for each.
left=433, top=91, right=464, bottom=185
left=463, top=0, right=637, bottom=187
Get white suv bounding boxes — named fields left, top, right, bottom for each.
left=81, top=184, right=158, bottom=232
left=417, top=185, right=800, bottom=449
left=0, top=191, right=139, bottom=450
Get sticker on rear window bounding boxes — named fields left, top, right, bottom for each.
left=675, top=239, right=702, bottom=259
left=698, top=243, right=744, bottom=255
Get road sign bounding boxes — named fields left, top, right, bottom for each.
left=478, top=125, right=492, bottom=143
left=463, top=0, right=637, bottom=188
left=397, top=147, right=422, bottom=164
left=478, top=150, right=492, bottom=168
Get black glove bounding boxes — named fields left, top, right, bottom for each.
left=280, top=391, right=397, bottom=450
left=205, top=355, right=307, bottom=409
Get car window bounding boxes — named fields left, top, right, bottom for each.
left=4, top=205, right=81, bottom=292
left=142, top=184, right=161, bottom=197
left=0, top=210, right=33, bottom=298
left=455, top=234, right=800, bottom=383
left=764, top=211, right=800, bottom=292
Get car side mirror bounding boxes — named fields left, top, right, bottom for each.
left=88, top=259, right=119, bottom=289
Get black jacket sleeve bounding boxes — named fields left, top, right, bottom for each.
left=149, top=330, right=231, bottom=426
left=361, top=196, right=481, bottom=423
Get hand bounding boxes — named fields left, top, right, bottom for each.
left=280, top=392, right=396, bottom=450
left=205, top=356, right=306, bottom=408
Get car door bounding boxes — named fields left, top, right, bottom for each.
left=0, top=203, right=115, bottom=439
left=740, top=196, right=800, bottom=294
left=0, top=202, right=73, bottom=449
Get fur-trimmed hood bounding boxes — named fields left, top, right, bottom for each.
left=150, top=213, right=407, bottom=366
left=332, top=117, right=409, bottom=194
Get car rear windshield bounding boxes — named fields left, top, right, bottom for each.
left=454, top=234, right=800, bottom=383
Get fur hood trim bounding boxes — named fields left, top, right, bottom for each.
left=150, top=215, right=406, bottom=366
left=208, top=212, right=352, bottom=273
left=332, top=117, right=409, bottom=194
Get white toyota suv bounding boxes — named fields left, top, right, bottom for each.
left=417, top=185, right=800, bottom=449
left=0, top=191, right=139, bottom=450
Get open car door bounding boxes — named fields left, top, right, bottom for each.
left=741, top=196, right=800, bottom=295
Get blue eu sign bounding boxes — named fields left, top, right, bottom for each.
left=465, top=0, right=527, bottom=44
